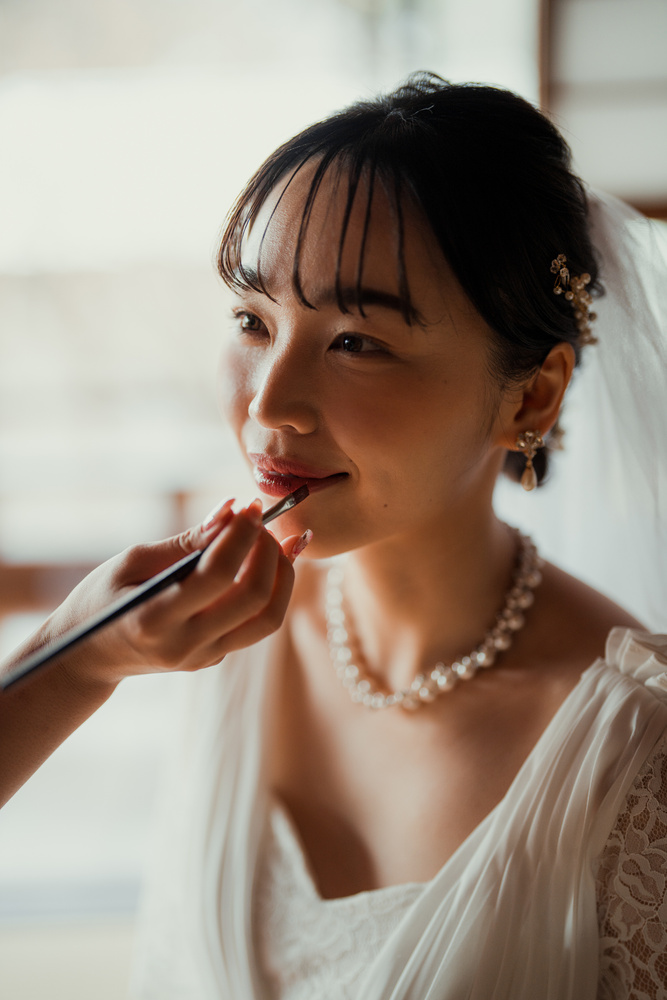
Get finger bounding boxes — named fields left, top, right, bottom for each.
left=281, top=529, right=314, bottom=564
left=116, top=533, right=293, bottom=673
left=186, top=528, right=284, bottom=642
left=134, top=505, right=265, bottom=630
left=117, top=498, right=236, bottom=585
left=191, top=546, right=296, bottom=661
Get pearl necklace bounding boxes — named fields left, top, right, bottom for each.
left=325, top=530, right=542, bottom=711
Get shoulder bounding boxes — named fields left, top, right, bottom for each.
left=524, top=559, right=644, bottom=673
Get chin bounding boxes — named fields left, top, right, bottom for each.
left=304, top=530, right=372, bottom=561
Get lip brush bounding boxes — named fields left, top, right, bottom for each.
left=0, top=485, right=310, bottom=691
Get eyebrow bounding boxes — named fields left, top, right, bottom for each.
left=236, top=265, right=420, bottom=321
left=319, top=285, right=407, bottom=314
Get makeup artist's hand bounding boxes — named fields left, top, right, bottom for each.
left=0, top=501, right=309, bottom=806
left=42, top=499, right=308, bottom=689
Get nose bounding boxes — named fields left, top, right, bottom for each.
left=247, top=343, right=319, bottom=435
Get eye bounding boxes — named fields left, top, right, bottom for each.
left=331, top=333, right=387, bottom=355
left=232, top=309, right=267, bottom=337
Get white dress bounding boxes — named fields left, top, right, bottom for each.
left=130, top=628, right=667, bottom=1000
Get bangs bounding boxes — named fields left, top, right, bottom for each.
left=217, top=145, right=420, bottom=325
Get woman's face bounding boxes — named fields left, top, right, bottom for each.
left=219, top=166, right=518, bottom=556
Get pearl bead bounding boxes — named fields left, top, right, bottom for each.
left=436, top=669, right=458, bottom=690
left=472, top=648, right=493, bottom=668
left=455, top=657, right=477, bottom=680
left=505, top=612, right=525, bottom=631
left=493, top=632, right=512, bottom=651
left=521, top=465, right=537, bottom=491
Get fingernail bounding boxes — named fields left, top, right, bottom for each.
left=202, top=497, right=235, bottom=530
left=291, top=529, right=313, bottom=560
left=245, top=498, right=264, bottom=527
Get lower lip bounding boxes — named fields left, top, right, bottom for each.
left=254, top=469, right=347, bottom=498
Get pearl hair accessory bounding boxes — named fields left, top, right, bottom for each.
left=551, top=253, right=598, bottom=346
left=326, top=530, right=542, bottom=711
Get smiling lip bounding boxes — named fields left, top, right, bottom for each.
left=249, top=453, right=348, bottom=498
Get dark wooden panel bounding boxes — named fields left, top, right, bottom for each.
left=0, top=563, right=97, bottom=617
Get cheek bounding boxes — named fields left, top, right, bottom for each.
left=217, top=347, right=251, bottom=434
left=321, top=381, right=442, bottom=501
left=327, top=376, right=441, bottom=457
left=333, top=374, right=493, bottom=493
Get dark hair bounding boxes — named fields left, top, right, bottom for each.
left=218, top=72, right=601, bottom=485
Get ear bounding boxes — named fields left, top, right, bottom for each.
left=496, top=342, right=576, bottom=448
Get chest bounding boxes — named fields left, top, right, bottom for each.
left=265, top=627, right=574, bottom=899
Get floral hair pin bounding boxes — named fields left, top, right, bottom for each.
left=551, top=254, right=598, bottom=346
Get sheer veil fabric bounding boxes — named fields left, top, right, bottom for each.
left=130, top=194, right=667, bottom=998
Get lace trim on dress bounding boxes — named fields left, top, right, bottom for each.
left=595, top=734, right=667, bottom=1000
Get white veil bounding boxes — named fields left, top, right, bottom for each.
left=494, top=190, right=667, bottom=631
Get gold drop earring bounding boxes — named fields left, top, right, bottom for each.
left=515, top=430, right=544, bottom=492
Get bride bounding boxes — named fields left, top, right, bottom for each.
left=2, top=73, right=667, bottom=998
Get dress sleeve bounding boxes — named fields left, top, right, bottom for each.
left=595, top=734, right=667, bottom=998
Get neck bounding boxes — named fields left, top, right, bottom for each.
left=338, top=511, right=519, bottom=693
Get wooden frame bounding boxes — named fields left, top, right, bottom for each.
left=538, top=0, right=667, bottom=220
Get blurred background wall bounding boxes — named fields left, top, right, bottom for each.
left=544, top=0, right=667, bottom=217
left=0, top=1, right=665, bottom=997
